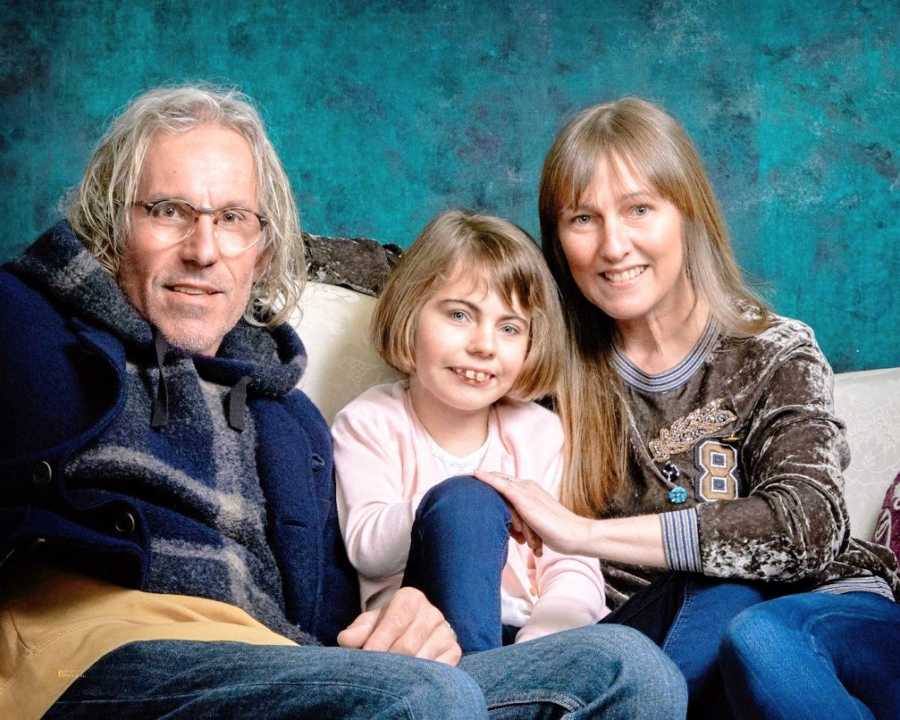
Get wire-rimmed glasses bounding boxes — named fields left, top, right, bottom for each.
left=133, top=198, right=268, bottom=256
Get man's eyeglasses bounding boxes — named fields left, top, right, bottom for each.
left=133, top=198, right=269, bottom=256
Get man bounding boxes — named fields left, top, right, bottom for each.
left=0, top=84, right=686, bottom=718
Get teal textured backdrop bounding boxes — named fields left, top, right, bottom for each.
left=1, top=0, right=898, bottom=371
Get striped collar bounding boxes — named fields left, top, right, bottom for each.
left=612, top=318, right=719, bottom=393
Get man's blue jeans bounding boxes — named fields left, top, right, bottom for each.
left=44, top=624, right=688, bottom=719
left=402, top=476, right=511, bottom=652
left=607, top=573, right=900, bottom=719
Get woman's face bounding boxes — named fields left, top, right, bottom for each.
left=556, top=156, right=694, bottom=329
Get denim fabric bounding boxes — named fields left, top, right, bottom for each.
left=606, top=573, right=900, bottom=719
left=45, top=624, right=688, bottom=719
left=601, top=571, right=690, bottom=646
left=402, top=475, right=511, bottom=652
left=604, top=573, right=778, bottom=718
left=660, top=576, right=771, bottom=719
left=720, top=591, right=900, bottom=720
left=461, top=624, right=688, bottom=720
left=44, top=640, right=487, bottom=720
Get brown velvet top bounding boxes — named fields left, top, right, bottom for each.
left=600, top=314, right=899, bottom=609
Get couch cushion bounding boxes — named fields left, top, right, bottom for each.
left=292, top=282, right=400, bottom=425
left=833, top=367, right=900, bottom=538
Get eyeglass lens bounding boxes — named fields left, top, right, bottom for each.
left=144, top=199, right=263, bottom=254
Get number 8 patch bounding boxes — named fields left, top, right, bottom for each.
left=694, top=440, right=740, bottom=501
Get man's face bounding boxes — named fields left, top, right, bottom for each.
left=118, top=124, right=265, bottom=356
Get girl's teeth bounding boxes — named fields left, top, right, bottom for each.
left=459, top=369, right=488, bottom=382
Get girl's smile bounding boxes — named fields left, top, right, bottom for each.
left=451, top=367, right=493, bottom=384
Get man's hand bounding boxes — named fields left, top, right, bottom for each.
left=337, top=587, right=462, bottom=666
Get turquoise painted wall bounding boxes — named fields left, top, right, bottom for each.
left=1, top=0, right=897, bottom=371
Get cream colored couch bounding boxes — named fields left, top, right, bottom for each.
left=293, top=282, right=900, bottom=539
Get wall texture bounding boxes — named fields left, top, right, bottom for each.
left=1, top=0, right=897, bottom=371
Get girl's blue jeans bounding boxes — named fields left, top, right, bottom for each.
left=402, top=475, right=512, bottom=652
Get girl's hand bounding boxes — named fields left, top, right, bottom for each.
left=475, top=471, right=595, bottom=556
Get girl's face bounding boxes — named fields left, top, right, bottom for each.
left=408, top=268, right=530, bottom=426
left=556, top=156, right=694, bottom=329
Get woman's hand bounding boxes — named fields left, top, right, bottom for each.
left=475, top=471, right=595, bottom=556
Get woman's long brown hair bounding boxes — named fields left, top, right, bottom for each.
left=539, top=97, right=770, bottom=517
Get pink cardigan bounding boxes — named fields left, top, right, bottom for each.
left=332, top=381, right=608, bottom=643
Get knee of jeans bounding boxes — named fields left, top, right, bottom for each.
left=557, top=625, right=688, bottom=709
left=416, top=475, right=510, bottom=526
left=721, top=601, right=786, bottom=670
left=611, top=625, right=688, bottom=701
left=410, top=661, right=487, bottom=716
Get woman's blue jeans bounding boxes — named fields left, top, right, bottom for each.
left=606, top=573, right=900, bottom=719
left=44, top=624, right=688, bottom=719
left=721, top=590, right=900, bottom=720
left=402, top=475, right=511, bottom=652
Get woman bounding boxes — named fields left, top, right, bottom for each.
left=478, top=97, right=900, bottom=720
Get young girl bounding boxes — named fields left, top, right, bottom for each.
left=332, top=209, right=607, bottom=652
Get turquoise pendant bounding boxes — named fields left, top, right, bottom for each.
left=668, top=486, right=688, bottom=504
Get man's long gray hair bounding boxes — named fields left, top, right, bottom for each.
left=67, top=83, right=304, bottom=326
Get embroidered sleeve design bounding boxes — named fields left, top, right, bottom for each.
left=649, top=399, right=737, bottom=462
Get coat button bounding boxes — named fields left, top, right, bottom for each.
left=311, top=453, right=325, bottom=471
left=113, top=512, right=136, bottom=536
left=32, top=461, right=53, bottom=489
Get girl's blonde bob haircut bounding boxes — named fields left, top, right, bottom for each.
left=539, top=97, right=770, bottom=516
left=372, top=209, right=565, bottom=401
left=66, top=83, right=303, bottom=327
